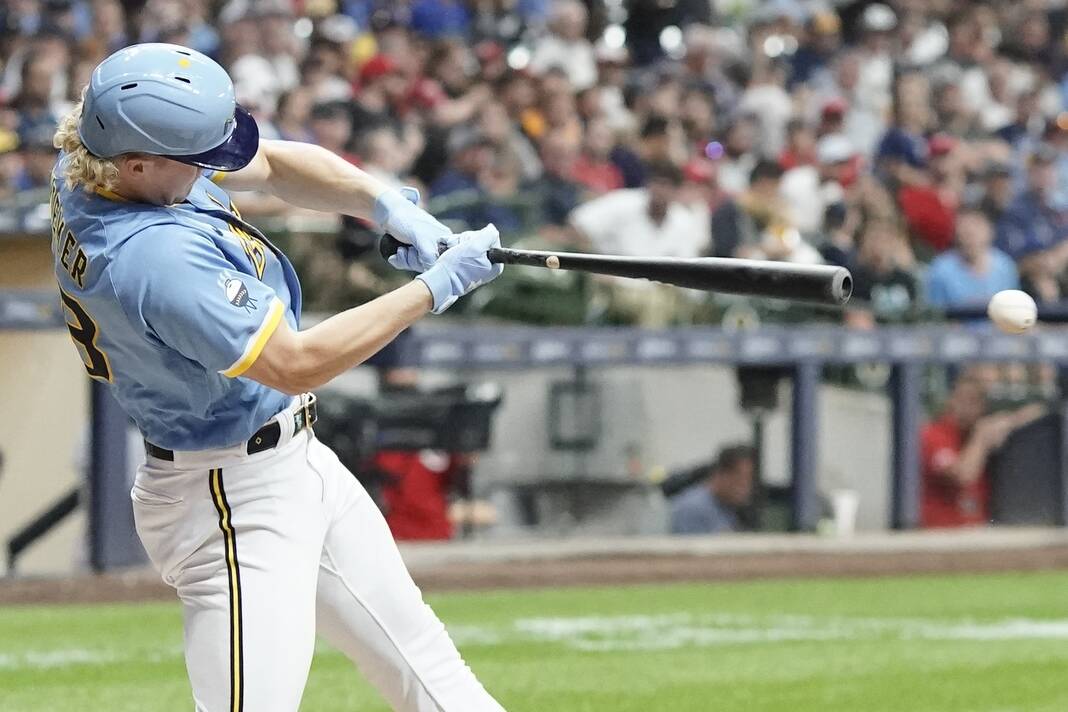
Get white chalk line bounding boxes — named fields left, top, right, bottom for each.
left=5, top=614, right=1068, bottom=671
left=453, top=613, right=1068, bottom=652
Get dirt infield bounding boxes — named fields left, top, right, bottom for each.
left=3, top=529, right=1068, bottom=606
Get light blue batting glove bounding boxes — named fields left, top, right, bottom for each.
left=373, top=186, right=455, bottom=272
left=409, top=224, right=505, bottom=314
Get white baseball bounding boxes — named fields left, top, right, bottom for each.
left=987, top=290, right=1037, bottom=334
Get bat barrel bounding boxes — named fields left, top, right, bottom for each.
left=493, top=249, right=853, bottom=306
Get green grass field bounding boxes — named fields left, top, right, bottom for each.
left=3, top=571, right=1068, bottom=711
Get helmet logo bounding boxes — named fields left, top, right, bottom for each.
left=178, top=58, right=191, bottom=68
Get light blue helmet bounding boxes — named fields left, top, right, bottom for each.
left=78, top=43, right=259, bottom=171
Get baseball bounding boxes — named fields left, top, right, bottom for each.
left=546, top=255, right=561, bottom=269
left=987, top=290, right=1037, bottom=334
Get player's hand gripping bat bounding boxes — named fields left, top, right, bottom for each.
left=379, top=234, right=852, bottom=306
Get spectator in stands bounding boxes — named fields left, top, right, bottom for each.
left=528, top=0, right=597, bottom=91
left=897, top=134, right=963, bottom=255
left=778, top=118, right=818, bottom=171
left=996, top=148, right=1068, bottom=303
left=571, top=160, right=709, bottom=258
left=780, top=132, right=858, bottom=236
left=15, top=122, right=55, bottom=190
left=431, top=128, right=522, bottom=232
left=524, top=131, right=583, bottom=228
left=875, top=72, right=933, bottom=190
left=715, top=116, right=759, bottom=195
left=921, top=374, right=1044, bottom=528
left=572, top=117, right=623, bottom=196
left=925, top=208, right=1019, bottom=311
left=11, top=49, right=61, bottom=139
left=307, top=101, right=356, bottom=163
left=711, top=159, right=819, bottom=263
left=0, top=129, right=20, bottom=203
left=976, top=161, right=1015, bottom=227
left=846, top=220, right=919, bottom=326
left=669, top=445, right=756, bottom=535
left=272, top=89, right=315, bottom=144
left=478, top=100, right=541, bottom=183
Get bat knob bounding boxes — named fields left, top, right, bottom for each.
left=379, top=233, right=404, bottom=261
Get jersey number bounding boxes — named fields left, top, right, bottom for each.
left=60, top=289, right=113, bottom=381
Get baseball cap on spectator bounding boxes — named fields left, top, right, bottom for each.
left=751, top=0, right=806, bottom=26
left=474, top=40, right=504, bottom=64
left=810, top=10, right=841, bottom=35
left=878, top=129, right=927, bottom=168
left=359, top=54, right=400, bottom=86
left=816, top=134, right=854, bottom=165
left=230, top=54, right=282, bottom=113
left=861, top=3, right=897, bottom=32
left=447, top=128, right=494, bottom=157
left=821, top=97, right=848, bottom=120
left=250, top=0, right=292, bottom=18
left=310, top=101, right=350, bottom=122
left=927, top=134, right=956, bottom=158
left=683, top=157, right=714, bottom=183
left=0, top=129, right=19, bottom=154
left=980, top=160, right=1012, bottom=179
left=749, top=159, right=784, bottom=184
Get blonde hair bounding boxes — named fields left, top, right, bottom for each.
left=53, top=89, right=121, bottom=193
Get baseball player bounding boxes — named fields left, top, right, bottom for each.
left=50, top=43, right=505, bottom=712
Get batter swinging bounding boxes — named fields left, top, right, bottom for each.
left=50, top=43, right=505, bottom=711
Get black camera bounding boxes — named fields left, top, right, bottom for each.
left=313, top=383, right=504, bottom=463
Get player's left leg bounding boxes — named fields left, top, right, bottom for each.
left=306, top=437, right=505, bottom=712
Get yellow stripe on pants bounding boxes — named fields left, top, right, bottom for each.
left=210, top=468, right=244, bottom=712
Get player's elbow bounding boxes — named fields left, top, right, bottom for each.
left=241, top=325, right=328, bottom=395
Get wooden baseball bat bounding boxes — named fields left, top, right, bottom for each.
left=379, top=235, right=852, bottom=306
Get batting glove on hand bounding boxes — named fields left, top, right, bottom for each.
left=373, top=186, right=456, bottom=272
left=398, top=224, right=504, bottom=314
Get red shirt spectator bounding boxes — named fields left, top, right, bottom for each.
left=376, top=450, right=469, bottom=541
left=921, top=413, right=990, bottom=527
left=896, top=135, right=961, bottom=254
left=920, top=376, right=1043, bottom=528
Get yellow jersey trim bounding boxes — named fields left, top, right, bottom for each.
left=220, top=298, right=284, bottom=378
left=210, top=170, right=227, bottom=184
left=93, top=187, right=130, bottom=202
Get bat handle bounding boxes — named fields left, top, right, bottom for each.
left=379, top=233, right=507, bottom=264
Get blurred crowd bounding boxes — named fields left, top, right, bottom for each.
left=1, top=0, right=1066, bottom=326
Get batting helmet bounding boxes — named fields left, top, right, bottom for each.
left=77, top=43, right=259, bottom=171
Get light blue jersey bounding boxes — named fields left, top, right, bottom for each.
left=50, top=154, right=302, bottom=450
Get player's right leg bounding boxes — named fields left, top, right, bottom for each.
left=307, top=437, right=506, bottom=712
left=132, top=432, right=327, bottom=712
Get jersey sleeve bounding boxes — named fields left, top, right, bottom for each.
left=110, top=225, right=285, bottom=377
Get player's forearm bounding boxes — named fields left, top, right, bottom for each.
left=258, top=139, right=389, bottom=218
left=249, top=281, right=432, bottom=394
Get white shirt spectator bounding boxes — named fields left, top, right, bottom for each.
left=570, top=189, right=710, bottom=259
left=529, top=36, right=598, bottom=91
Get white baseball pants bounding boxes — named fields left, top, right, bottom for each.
left=131, top=399, right=504, bottom=712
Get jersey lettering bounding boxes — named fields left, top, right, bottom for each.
left=51, top=179, right=90, bottom=288
left=206, top=193, right=267, bottom=279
